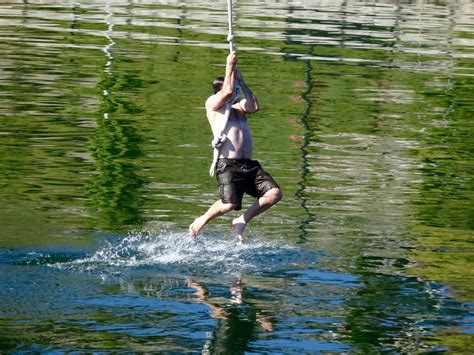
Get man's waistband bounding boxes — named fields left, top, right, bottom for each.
left=218, top=158, right=254, bottom=163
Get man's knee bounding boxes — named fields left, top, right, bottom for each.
left=266, top=187, right=282, bottom=204
left=221, top=201, right=237, bottom=213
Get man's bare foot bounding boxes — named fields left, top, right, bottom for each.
left=232, top=216, right=246, bottom=244
left=189, top=216, right=207, bottom=238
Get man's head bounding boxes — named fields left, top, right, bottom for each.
left=212, top=77, right=241, bottom=101
left=212, top=77, right=224, bottom=94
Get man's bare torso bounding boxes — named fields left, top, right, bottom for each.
left=207, top=102, right=253, bottom=160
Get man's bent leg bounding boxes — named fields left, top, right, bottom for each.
left=189, top=200, right=236, bottom=238
left=232, top=187, right=282, bottom=243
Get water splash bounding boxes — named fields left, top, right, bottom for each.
left=51, top=229, right=309, bottom=276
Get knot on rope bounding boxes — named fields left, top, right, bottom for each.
left=227, top=33, right=234, bottom=43
left=212, top=134, right=226, bottom=149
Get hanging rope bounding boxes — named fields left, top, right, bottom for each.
left=209, top=0, right=238, bottom=176
left=226, top=0, right=234, bottom=52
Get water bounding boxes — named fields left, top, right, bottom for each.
left=1, top=0, right=473, bottom=352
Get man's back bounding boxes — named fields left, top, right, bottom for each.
left=206, top=98, right=253, bottom=160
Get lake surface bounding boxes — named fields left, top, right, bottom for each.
left=1, top=0, right=473, bottom=352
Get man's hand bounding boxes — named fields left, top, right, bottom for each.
left=226, top=51, right=237, bottom=67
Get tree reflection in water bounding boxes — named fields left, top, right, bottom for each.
left=86, top=1, right=145, bottom=230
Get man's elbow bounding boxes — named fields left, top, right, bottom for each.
left=246, top=104, right=260, bottom=114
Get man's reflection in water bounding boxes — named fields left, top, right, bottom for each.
left=187, top=277, right=273, bottom=353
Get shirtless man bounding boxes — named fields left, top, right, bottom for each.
left=189, top=51, right=282, bottom=243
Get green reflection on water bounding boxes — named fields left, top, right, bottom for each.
left=85, top=68, right=146, bottom=229
left=0, top=0, right=473, bottom=352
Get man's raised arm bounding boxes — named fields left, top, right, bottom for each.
left=206, top=52, right=237, bottom=112
left=234, top=67, right=259, bottom=114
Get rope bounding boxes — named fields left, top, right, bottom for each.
left=227, top=0, right=234, bottom=52
left=209, top=0, right=237, bottom=177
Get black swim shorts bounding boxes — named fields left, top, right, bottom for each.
left=216, top=158, right=280, bottom=211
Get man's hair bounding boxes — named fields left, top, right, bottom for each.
left=212, top=76, right=224, bottom=94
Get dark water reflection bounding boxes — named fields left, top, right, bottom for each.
left=0, top=0, right=473, bottom=352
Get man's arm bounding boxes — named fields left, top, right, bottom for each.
left=206, top=52, right=237, bottom=112
left=233, top=67, right=259, bottom=114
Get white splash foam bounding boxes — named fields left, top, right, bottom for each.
left=54, top=229, right=299, bottom=275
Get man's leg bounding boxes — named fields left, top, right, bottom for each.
left=232, top=187, right=282, bottom=243
left=189, top=200, right=236, bottom=238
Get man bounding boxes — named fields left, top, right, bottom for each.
left=189, top=51, right=282, bottom=243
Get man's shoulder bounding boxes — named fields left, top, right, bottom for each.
left=205, top=94, right=226, bottom=113
left=205, top=94, right=218, bottom=110
left=205, top=94, right=215, bottom=106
